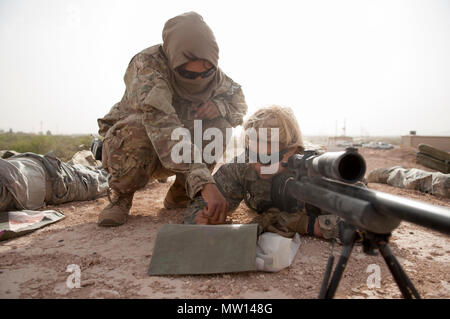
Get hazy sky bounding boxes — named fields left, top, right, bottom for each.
left=0, top=0, right=449, bottom=136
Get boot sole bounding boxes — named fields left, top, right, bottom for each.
left=97, top=218, right=126, bottom=227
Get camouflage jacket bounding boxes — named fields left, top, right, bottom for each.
left=215, top=162, right=274, bottom=213
left=184, top=162, right=277, bottom=224
left=97, top=45, right=248, bottom=198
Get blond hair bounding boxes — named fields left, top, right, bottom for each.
left=242, top=105, right=304, bottom=151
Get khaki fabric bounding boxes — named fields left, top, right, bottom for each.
left=368, top=166, right=450, bottom=198
left=162, top=12, right=225, bottom=104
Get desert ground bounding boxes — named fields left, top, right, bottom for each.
left=0, top=147, right=449, bottom=299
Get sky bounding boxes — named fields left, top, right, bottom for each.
left=0, top=0, right=449, bottom=137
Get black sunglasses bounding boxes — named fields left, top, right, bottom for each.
left=176, top=66, right=216, bottom=79
left=246, top=147, right=290, bottom=165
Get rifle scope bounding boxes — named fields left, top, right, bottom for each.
left=288, top=147, right=366, bottom=183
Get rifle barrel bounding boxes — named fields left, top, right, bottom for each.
left=285, top=179, right=401, bottom=234
left=315, top=178, right=450, bottom=235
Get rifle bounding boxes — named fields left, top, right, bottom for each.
left=90, top=136, right=103, bottom=161
left=271, top=147, right=450, bottom=299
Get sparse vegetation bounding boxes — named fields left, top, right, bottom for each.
left=0, top=133, right=92, bottom=161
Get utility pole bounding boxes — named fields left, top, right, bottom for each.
left=342, top=118, right=346, bottom=137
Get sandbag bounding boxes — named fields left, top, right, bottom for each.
left=255, top=232, right=301, bottom=272
left=416, top=153, right=449, bottom=174
left=418, top=144, right=450, bottom=162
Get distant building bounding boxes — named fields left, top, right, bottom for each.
left=401, top=133, right=450, bottom=152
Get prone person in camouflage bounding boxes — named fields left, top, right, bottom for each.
left=97, top=12, right=247, bottom=226
left=0, top=152, right=108, bottom=212
left=368, top=166, right=450, bottom=198
left=184, top=106, right=345, bottom=241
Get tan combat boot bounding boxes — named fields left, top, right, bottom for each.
left=163, top=175, right=190, bottom=209
left=98, top=190, right=134, bottom=227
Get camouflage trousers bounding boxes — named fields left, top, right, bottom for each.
left=0, top=184, right=16, bottom=212
left=102, top=114, right=219, bottom=195
left=102, top=114, right=175, bottom=194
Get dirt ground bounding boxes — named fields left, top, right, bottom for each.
left=0, top=147, right=449, bottom=299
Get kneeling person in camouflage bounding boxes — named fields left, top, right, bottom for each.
left=184, top=106, right=344, bottom=241
left=96, top=12, right=247, bottom=226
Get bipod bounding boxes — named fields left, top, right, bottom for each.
left=318, top=223, right=421, bottom=299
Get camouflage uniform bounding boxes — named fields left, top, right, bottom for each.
left=98, top=45, right=247, bottom=198
left=184, top=161, right=342, bottom=240
left=368, top=166, right=450, bottom=198
left=0, top=152, right=108, bottom=212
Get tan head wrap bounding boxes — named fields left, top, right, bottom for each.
left=162, top=12, right=225, bottom=103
